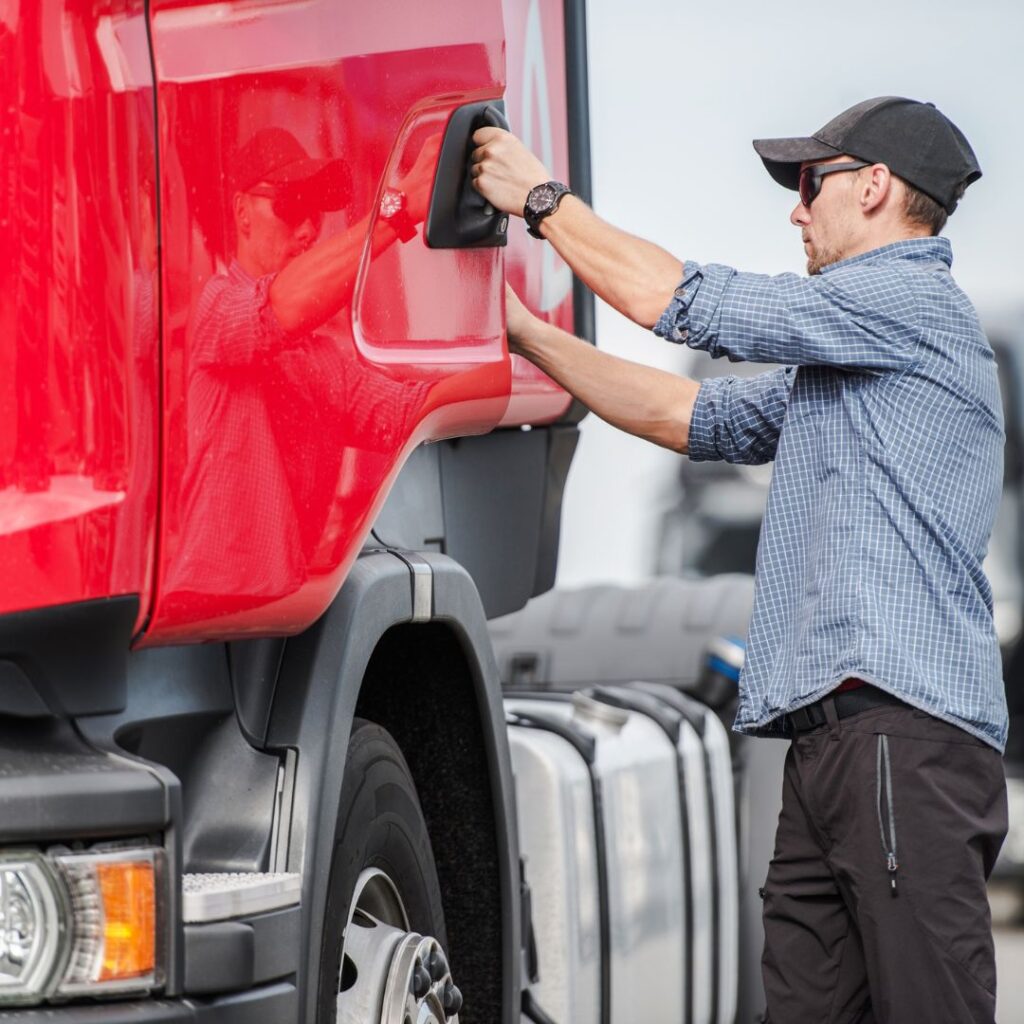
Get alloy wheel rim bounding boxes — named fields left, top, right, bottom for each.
left=336, top=868, right=462, bottom=1024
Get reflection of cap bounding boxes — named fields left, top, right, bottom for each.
left=753, top=97, right=981, bottom=215
left=233, top=127, right=349, bottom=210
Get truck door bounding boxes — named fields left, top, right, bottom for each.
left=144, top=0, right=513, bottom=642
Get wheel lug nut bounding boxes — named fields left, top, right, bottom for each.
left=443, top=980, right=463, bottom=1015
left=428, top=949, right=448, bottom=982
left=411, top=963, right=431, bottom=999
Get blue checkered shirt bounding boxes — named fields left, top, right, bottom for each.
left=654, top=237, right=1008, bottom=750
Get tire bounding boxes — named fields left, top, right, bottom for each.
left=317, top=717, right=449, bottom=1022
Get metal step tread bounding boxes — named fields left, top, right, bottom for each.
left=182, top=871, right=301, bottom=924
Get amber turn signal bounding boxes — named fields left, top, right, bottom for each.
left=96, top=860, right=157, bottom=981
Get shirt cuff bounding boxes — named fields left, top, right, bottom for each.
left=686, top=378, right=723, bottom=463
left=653, top=262, right=704, bottom=343
left=652, top=261, right=736, bottom=352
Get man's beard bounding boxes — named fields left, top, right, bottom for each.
left=806, top=241, right=843, bottom=276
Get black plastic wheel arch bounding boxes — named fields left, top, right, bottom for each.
left=265, top=551, right=522, bottom=1024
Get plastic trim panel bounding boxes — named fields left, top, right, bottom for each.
left=0, top=983, right=295, bottom=1022
left=0, top=596, right=138, bottom=717
left=0, top=718, right=167, bottom=842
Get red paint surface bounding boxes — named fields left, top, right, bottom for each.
left=144, top=0, right=516, bottom=642
left=2, top=0, right=575, bottom=640
left=501, top=0, right=576, bottom=427
left=0, top=1, right=160, bottom=626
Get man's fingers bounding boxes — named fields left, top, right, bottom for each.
left=466, top=127, right=548, bottom=216
left=472, top=126, right=508, bottom=146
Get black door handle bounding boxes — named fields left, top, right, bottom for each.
left=425, top=99, right=510, bottom=249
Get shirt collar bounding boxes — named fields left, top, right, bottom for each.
left=820, top=236, right=953, bottom=275
left=228, top=258, right=257, bottom=284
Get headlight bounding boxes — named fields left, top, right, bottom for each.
left=0, top=854, right=66, bottom=1005
left=0, top=845, right=164, bottom=1006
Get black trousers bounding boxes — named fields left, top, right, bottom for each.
left=761, top=700, right=1007, bottom=1024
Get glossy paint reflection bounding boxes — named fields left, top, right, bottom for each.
left=147, top=0, right=512, bottom=641
left=0, top=0, right=159, bottom=623
left=0, top=0, right=576, bottom=635
left=160, top=127, right=436, bottom=625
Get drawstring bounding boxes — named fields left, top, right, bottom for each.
left=876, top=734, right=898, bottom=896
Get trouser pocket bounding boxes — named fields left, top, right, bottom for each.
left=858, top=722, right=1005, bottom=1004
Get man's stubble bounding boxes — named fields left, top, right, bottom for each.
left=806, top=243, right=844, bottom=276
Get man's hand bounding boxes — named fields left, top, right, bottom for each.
left=504, top=283, right=537, bottom=355
left=470, top=128, right=552, bottom=216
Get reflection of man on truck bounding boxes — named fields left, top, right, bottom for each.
left=472, top=97, right=1007, bottom=1022
left=166, top=128, right=434, bottom=615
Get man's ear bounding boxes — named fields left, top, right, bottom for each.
left=859, top=163, right=892, bottom=215
left=233, top=192, right=250, bottom=237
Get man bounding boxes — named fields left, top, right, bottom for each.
left=471, top=96, right=1008, bottom=1022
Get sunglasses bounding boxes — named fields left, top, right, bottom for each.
left=798, top=160, right=871, bottom=208
left=246, top=185, right=325, bottom=230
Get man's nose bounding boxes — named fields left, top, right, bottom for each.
left=294, top=217, right=318, bottom=242
left=790, top=201, right=810, bottom=228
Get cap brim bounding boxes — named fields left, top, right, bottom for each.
left=752, top=136, right=843, bottom=190
left=264, top=157, right=351, bottom=210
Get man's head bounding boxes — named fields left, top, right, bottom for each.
left=753, top=97, right=980, bottom=275
left=231, top=128, right=349, bottom=275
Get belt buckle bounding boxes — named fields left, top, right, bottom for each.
left=788, top=702, right=826, bottom=732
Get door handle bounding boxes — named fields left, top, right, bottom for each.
left=425, top=100, right=510, bottom=249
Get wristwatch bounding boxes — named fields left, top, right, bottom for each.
left=524, top=181, right=573, bottom=239
left=380, top=188, right=417, bottom=243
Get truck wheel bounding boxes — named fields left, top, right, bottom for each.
left=318, top=718, right=463, bottom=1023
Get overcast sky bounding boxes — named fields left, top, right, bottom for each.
left=557, top=0, right=1024, bottom=586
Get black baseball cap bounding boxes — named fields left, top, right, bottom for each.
left=232, top=127, right=349, bottom=209
left=753, top=97, right=981, bottom=215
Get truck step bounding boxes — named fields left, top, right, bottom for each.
left=182, top=872, right=301, bottom=923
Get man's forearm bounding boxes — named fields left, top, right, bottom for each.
left=270, top=213, right=402, bottom=335
left=538, top=196, right=683, bottom=329
left=469, top=128, right=684, bottom=327
left=518, top=320, right=699, bottom=453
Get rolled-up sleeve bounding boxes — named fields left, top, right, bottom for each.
left=688, top=366, right=795, bottom=464
left=654, top=260, right=919, bottom=372
left=192, top=273, right=290, bottom=370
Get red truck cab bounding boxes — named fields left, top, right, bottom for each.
left=1, top=0, right=585, bottom=639
left=0, top=1, right=592, bottom=1020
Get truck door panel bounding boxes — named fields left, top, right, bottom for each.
left=0, top=1, right=159, bottom=626
left=145, top=0, right=510, bottom=643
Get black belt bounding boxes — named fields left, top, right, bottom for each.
left=783, top=685, right=906, bottom=733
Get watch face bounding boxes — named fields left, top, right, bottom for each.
left=529, top=183, right=557, bottom=215
left=380, top=189, right=405, bottom=217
